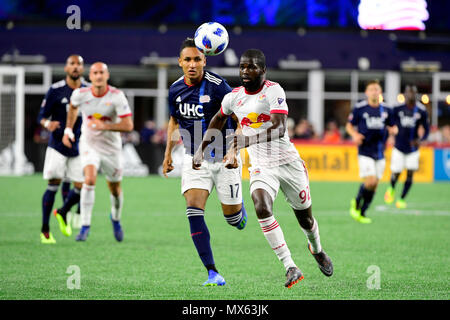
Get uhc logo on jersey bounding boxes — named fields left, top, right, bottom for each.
left=178, top=103, right=204, bottom=119
left=399, top=111, right=420, bottom=128
left=176, top=96, right=204, bottom=119
left=363, top=112, right=388, bottom=129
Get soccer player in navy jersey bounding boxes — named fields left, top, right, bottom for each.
left=37, top=55, right=88, bottom=243
left=384, top=84, right=429, bottom=209
left=346, top=79, right=397, bottom=224
left=162, top=38, right=247, bottom=286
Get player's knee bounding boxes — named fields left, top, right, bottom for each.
left=364, top=177, right=378, bottom=190
left=84, top=177, right=96, bottom=186
left=48, top=179, right=61, bottom=185
left=73, top=182, right=83, bottom=190
left=252, top=198, right=272, bottom=219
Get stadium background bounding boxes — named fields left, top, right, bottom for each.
left=0, top=0, right=449, bottom=301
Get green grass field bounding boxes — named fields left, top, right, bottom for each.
left=0, top=175, right=449, bottom=300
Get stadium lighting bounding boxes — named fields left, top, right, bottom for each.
left=397, top=94, right=405, bottom=103
left=421, top=94, right=430, bottom=104
left=446, top=95, right=450, bottom=105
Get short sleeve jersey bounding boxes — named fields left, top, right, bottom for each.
left=348, top=100, right=395, bottom=160
left=392, top=103, right=429, bottom=154
left=37, top=79, right=89, bottom=157
left=221, top=80, right=301, bottom=168
left=168, top=70, right=234, bottom=161
left=70, top=85, right=132, bottom=155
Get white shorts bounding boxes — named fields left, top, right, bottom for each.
left=249, top=160, right=312, bottom=210
left=181, top=153, right=243, bottom=205
left=358, top=155, right=386, bottom=179
left=390, top=148, right=419, bottom=173
left=79, top=141, right=123, bottom=182
left=43, top=147, right=84, bottom=182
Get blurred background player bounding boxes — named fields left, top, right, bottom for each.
left=37, top=54, right=87, bottom=244
left=63, top=62, right=133, bottom=242
left=194, top=49, right=333, bottom=288
left=346, top=80, right=397, bottom=224
left=384, top=84, right=430, bottom=209
left=163, top=38, right=247, bottom=287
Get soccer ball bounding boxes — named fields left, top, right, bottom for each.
left=194, top=22, right=229, bottom=56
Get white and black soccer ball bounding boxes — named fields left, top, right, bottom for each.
left=194, top=22, right=229, bottom=56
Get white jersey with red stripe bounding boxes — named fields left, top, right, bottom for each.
left=221, top=80, right=301, bottom=168
left=70, top=85, right=132, bottom=155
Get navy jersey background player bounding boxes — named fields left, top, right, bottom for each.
left=168, top=69, right=236, bottom=160
left=384, top=84, right=430, bottom=208
left=37, top=55, right=88, bottom=243
left=346, top=79, right=396, bottom=224
left=162, top=38, right=247, bottom=287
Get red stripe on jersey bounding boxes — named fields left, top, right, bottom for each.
left=265, top=80, right=277, bottom=87
left=79, top=87, right=90, bottom=93
left=220, top=106, right=225, bottom=116
left=119, top=113, right=132, bottom=118
left=110, top=88, right=120, bottom=94
left=270, top=109, right=288, bottom=114
left=232, top=86, right=243, bottom=92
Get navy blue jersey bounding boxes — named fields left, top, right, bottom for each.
left=393, top=103, right=430, bottom=154
left=348, top=100, right=395, bottom=160
left=168, top=70, right=235, bottom=161
left=37, top=79, right=89, bottom=157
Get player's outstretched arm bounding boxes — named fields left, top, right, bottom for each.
left=62, top=103, right=79, bottom=148
left=192, top=110, right=229, bottom=169
left=163, top=116, right=180, bottom=178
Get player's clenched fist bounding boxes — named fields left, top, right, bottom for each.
left=162, top=156, right=174, bottom=178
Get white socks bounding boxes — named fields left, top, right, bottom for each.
left=302, top=218, right=322, bottom=254
left=110, top=192, right=123, bottom=221
left=80, top=184, right=95, bottom=226
left=258, top=216, right=296, bottom=270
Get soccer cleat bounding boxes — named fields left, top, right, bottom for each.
left=396, top=199, right=407, bottom=209
left=75, top=225, right=90, bottom=241
left=308, top=244, right=334, bottom=277
left=285, top=267, right=304, bottom=288
left=350, top=199, right=361, bottom=222
left=110, top=214, right=123, bottom=242
left=40, top=232, right=56, bottom=244
left=203, top=270, right=226, bottom=287
left=53, top=209, right=72, bottom=237
left=236, top=210, right=248, bottom=230
left=384, top=187, right=395, bottom=204
left=358, top=216, right=372, bottom=224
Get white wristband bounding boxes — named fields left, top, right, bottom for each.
left=44, top=120, right=50, bottom=128
left=64, top=128, right=75, bottom=140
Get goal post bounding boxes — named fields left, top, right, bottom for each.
left=0, top=66, right=34, bottom=175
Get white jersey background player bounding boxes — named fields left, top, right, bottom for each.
left=63, top=62, right=133, bottom=242
left=194, top=49, right=333, bottom=288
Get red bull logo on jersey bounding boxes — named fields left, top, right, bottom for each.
left=88, top=113, right=112, bottom=121
left=240, top=112, right=270, bottom=128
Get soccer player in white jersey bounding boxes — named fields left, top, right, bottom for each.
left=193, top=49, right=333, bottom=288
left=63, top=62, right=133, bottom=242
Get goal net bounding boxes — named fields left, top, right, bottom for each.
left=0, top=66, right=34, bottom=175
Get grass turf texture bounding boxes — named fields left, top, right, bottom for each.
left=0, top=175, right=449, bottom=300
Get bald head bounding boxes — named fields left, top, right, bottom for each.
left=89, top=61, right=110, bottom=88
